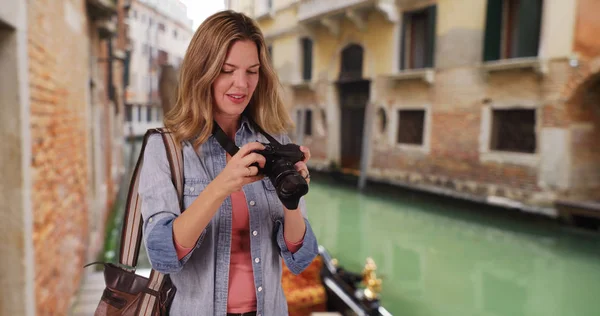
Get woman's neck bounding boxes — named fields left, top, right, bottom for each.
left=214, top=113, right=241, bottom=140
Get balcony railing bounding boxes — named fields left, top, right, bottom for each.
left=297, top=0, right=370, bottom=22
left=86, top=0, right=117, bottom=19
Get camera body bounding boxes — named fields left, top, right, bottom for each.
left=253, top=142, right=308, bottom=210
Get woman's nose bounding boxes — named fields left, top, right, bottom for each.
left=233, top=71, right=248, bottom=88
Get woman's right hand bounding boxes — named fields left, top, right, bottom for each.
left=213, top=142, right=267, bottom=197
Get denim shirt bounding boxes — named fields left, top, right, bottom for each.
left=138, top=116, right=319, bottom=316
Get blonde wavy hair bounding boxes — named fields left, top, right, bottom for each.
left=163, top=10, right=293, bottom=148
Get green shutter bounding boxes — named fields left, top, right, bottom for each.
left=516, top=0, right=543, bottom=58
left=400, top=12, right=409, bottom=70
left=483, top=0, right=503, bottom=61
left=302, top=38, right=313, bottom=81
left=425, top=5, right=437, bottom=68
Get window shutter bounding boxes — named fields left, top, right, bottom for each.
left=516, top=0, right=543, bottom=58
left=399, top=12, right=409, bottom=70
left=302, top=38, right=313, bottom=81
left=483, top=0, right=503, bottom=61
left=425, top=5, right=437, bottom=68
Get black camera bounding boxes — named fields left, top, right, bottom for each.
left=252, top=143, right=309, bottom=210
left=212, top=117, right=309, bottom=210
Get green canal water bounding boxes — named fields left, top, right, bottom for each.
left=104, top=140, right=600, bottom=316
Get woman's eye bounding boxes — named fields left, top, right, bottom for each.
left=222, top=69, right=234, bottom=74
left=248, top=71, right=258, bottom=74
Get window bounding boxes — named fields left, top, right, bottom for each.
left=158, top=23, right=166, bottom=32
left=126, top=104, right=133, bottom=122
left=400, top=5, right=437, bottom=70
left=340, top=44, right=363, bottom=80
left=173, top=29, right=178, bottom=39
left=146, top=107, right=153, bottom=122
left=304, top=109, right=313, bottom=136
left=157, top=49, right=168, bottom=66
left=397, top=110, right=425, bottom=145
left=137, top=105, right=142, bottom=122
left=490, top=109, right=536, bottom=153
left=267, top=45, right=273, bottom=64
left=377, top=108, right=387, bottom=134
left=483, top=0, right=543, bottom=61
left=301, top=37, right=313, bottom=81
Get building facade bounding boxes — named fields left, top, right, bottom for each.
left=0, top=0, right=129, bottom=315
left=227, top=0, right=600, bottom=216
left=123, top=0, right=194, bottom=137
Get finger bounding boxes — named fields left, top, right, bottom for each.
left=236, top=165, right=258, bottom=178
left=247, top=166, right=259, bottom=176
left=300, top=146, right=311, bottom=162
left=235, top=142, right=265, bottom=159
left=294, top=161, right=307, bottom=172
left=243, top=175, right=264, bottom=185
left=240, top=153, right=266, bottom=169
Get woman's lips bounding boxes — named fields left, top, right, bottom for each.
left=227, top=94, right=246, bottom=104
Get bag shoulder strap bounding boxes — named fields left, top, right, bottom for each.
left=119, top=128, right=184, bottom=269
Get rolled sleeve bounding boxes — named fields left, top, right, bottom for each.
left=138, top=134, right=205, bottom=274
left=275, top=195, right=319, bottom=275
left=276, top=218, right=318, bottom=275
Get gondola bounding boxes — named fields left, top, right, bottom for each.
left=281, top=245, right=393, bottom=316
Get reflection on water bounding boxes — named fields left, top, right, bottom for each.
left=306, top=176, right=600, bottom=316
left=121, top=140, right=600, bottom=316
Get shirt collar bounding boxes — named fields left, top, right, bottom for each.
left=239, top=114, right=256, bottom=135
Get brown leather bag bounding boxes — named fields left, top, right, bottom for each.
left=85, top=128, right=184, bottom=316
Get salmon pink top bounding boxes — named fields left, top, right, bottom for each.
left=173, top=190, right=304, bottom=313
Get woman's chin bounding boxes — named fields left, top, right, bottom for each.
left=216, top=104, right=248, bottom=117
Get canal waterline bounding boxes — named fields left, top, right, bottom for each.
left=306, top=173, right=600, bottom=316
left=105, top=139, right=600, bottom=316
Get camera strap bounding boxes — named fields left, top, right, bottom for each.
left=211, top=113, right=281, bottom=157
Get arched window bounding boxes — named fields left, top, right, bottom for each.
left=339, top=44, right=363, bottom=81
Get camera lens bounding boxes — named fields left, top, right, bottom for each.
left=269, top=162, right=309, bottom=210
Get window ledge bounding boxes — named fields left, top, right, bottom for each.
left=480, top=151, right=539, bottom=167
left=480, top=57, right=548, bottom=76
left=395, top=143, right=429, bottom=154
left=255, top=10, right=275, bottom=21
left=289, top=80, right=315, bottom=90
left=383, top=68, right=435, bottom=84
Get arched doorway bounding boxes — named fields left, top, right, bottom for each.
left=556, top=71, right=600, bottom=229
left=569, top=72, right=600, bottom=201
left=337, top=44, right=370, bottom=172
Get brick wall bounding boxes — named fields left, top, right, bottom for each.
left=28, top=0, right=124, bottom=314
left=574, top=0, right=600, bottom=59
left=28, top=1, right=90, bottom=314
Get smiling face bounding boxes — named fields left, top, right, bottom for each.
left=212, top=39, right=260, bottom=119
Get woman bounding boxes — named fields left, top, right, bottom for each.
left=138, top=10, right=319, bottom=316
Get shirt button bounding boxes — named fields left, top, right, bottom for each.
left=148, top=218, right=153, bottom=223
left=257, top=286, right=262, bottom=292
left=254, top=258, right=260, bottom=263
left=189, top=186, right=195, bottom=192
left=252, top=230, right=257, bottom=236
left=249, top=200, right=256, bottom=206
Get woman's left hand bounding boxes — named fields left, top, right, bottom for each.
left=295, top=146, right=311, bottom=185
